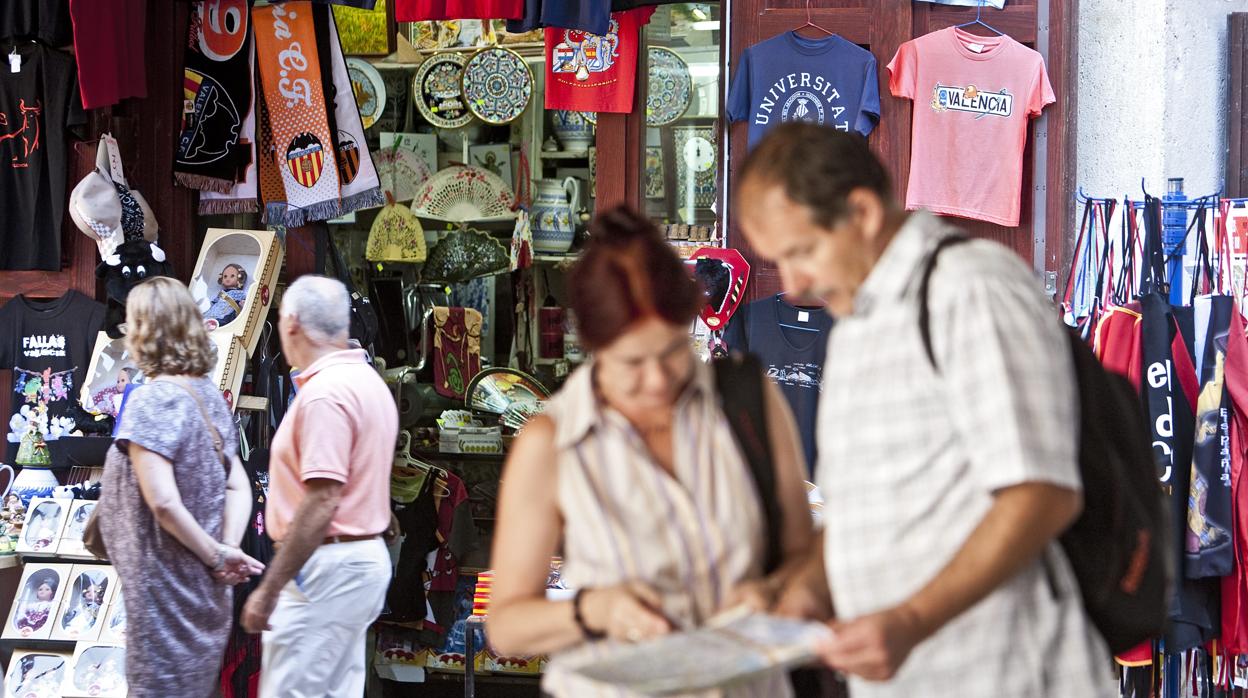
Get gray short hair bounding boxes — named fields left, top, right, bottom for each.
left=282, top=275, right=350, bottom=343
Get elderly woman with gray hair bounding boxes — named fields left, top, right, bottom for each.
left=97, top=277, right=264, bottom=698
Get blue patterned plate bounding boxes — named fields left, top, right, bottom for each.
left=646, top=47, right=692, bottom=127
left=462, top=47, right=533, bottom=125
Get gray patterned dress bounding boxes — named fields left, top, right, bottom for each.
left=98, top=377, right=237, bottom=698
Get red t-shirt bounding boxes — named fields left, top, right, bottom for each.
left=544, top=7, right=654, bottom=113
left=69, top=0, right=147, bottom=110
left=395, top=0, right=523, bottom=21
left=887, top=27, right=1054, bottom=227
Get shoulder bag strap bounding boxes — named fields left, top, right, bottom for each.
left=918, top=235, right=972, bottom=370
left=713, top=353, right=782, bottom=575
left=155, top=378, right=230, bottom=472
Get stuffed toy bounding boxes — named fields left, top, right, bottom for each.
left=64, top=402, right=115, bottom=438
left=70, top=134, right=173, bottom=337
left=96, top=237, right=174, bottom=337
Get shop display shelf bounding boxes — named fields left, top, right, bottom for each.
left=426, top=669, right=541, bottom=685
left=414, top=214, right=517, bottom=226
left=539, top=151, right=590, bottom=160
left=533, top=253, right=579, bottom=264
left=411, top=450, right=507, bottom=464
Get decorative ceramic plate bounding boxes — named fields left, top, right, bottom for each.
left=346, top=58, right=386, bottom=130
left=466, top=368, right=550, bottom=415
left=646, top=47, right=692, bottom=127
left=414, top=53, right=473, bottom=129
left=462, top=47, right=533, bottom=125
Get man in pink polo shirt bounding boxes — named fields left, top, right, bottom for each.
left=241, top=275, right=398, bottom=698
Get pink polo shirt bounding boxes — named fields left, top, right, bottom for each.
left=266, top=349, right=398, bottom=542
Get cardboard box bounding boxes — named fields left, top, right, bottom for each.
left=3, top=562, right=73, bottom=640
left=211, top=334, right=247, bottom=412
left=4, top=648, right=73, bottom=696
left=56, top=501, right=100, bottom=560
left=78, top=333, right=147, bottom=421
left=438, top=425, right=503, bottom=454
left=61, top=642, right=127, bottom=697
left=97, top=585, right=126, bottom=646
left=483, top=649, right=543, bottom=675
left=50, top=565, right=117, bottom=642
left=424, top=577, right=487, bottom=673
left=15, top=498, right=70, bottom=555
left=190, top=228, right=284, bottom=358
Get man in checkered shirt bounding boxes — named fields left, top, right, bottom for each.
left=734, top=124, right=1113, bottom=696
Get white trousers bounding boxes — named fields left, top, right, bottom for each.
left=260, top=538, right=391, bottom=698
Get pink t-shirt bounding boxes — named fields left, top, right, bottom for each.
left=267, top=349, right=398, bottom=542
left=888, top=27, right=1055, bottom=227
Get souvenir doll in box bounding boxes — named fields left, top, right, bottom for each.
left=51, top=565, right=117, bottom=642
left=15, top=498, right=69, bottom=555
left=61, top=643, right=127, bottom=698
left=57, top=500, right=98, bottom=558
left=3, top=563, right=72, bottom=640
left=78, top=332, right=146, bottom=421
left=98, top=586, right=126, bottom=645
left=3, top=649, right=72, bottom=698
left=189, top=229, right=283, bottom=357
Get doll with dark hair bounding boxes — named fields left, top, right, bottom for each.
left=61, top=572, right=108, bottom=635
left=15, top=576, right=59, bottom=633
left=203, top=263, right=249, bottom=329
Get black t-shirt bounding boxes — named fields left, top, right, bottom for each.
left=0, top=291, right=105, bottom=461
left=0, top=0, right=73, bottom=46
left=724, top=295, right=834, bottom=476
left=0, top=44, right=85, bottom=271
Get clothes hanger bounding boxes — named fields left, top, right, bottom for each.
left=954, top=0, right=1004, bottom=37
left=795, top=0, right=834, bottom=37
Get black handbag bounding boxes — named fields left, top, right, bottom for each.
left=322, top=228, right=379, bottom=348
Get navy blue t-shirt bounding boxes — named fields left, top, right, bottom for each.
left=724, top=295, right=834, bottom=475
left=727, top=32, right=880, bottom=148
left=507, top=0, right=610, bottom=35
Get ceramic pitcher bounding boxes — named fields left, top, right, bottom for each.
left=531, top=177, right=581, bottom=254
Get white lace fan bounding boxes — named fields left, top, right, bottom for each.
left=412, top=165, right=517, bottom=222
left=375, top=147, right=432, bottom=204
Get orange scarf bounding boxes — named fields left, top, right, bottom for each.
left=253, top=2, right=341, bottom=225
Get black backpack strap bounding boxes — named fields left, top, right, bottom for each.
left=713, top=354, right=782, bottom=574
left=918, top=234, right=972, bottom=371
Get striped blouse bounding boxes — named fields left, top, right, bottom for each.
left=539, top=360, right=793, bottom=698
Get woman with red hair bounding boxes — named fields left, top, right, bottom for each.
left=486, top=206, right=816, bottom=697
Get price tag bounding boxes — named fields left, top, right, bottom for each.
left=8, top=54, right=19, bottom=73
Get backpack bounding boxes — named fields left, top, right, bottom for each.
left=713, top=354, right=783, bottom=575
left=919, top=235, right=1172, bottom=654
